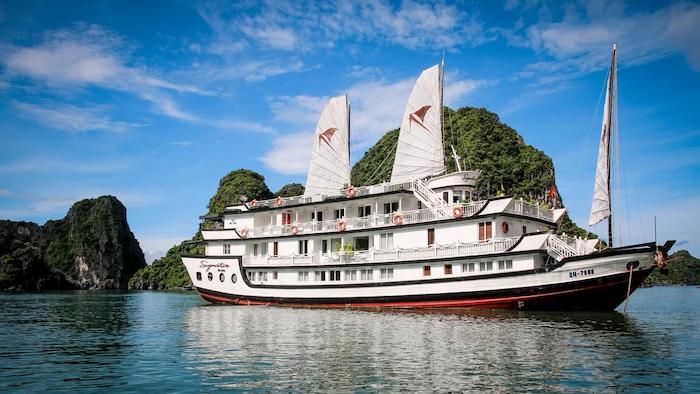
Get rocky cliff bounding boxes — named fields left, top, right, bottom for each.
left=0, top=196, right=146, bottom=290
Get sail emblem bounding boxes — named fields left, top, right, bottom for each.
left=319, top=127, right=338, bottom=149
left=409, top=105, right=432, bottom=133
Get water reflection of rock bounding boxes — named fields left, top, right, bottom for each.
left=183, top=304, right=682, bottom=392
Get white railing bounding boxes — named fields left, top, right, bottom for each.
left=242, top=237, right=520, bottom=267
left=239, top=201, right=487, bottom=239
left=505, top=199, right=555, bottom=222
left=545, top=234, right=587, bottom=261
left=412, top=178, right=450, bottom=215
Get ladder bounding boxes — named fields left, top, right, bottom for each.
left=412, top=178, right=450, bottom=216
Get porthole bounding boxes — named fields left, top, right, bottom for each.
left=207, top=272, right=213, bottom=281
left=196, top=272, right=202, bottom=281
left=231, top=273, right=238, bottom=283
left=219, top=273, right=225, bottom=282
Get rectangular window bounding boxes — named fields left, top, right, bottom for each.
left=443, top=191, right=449, bottom=202
left=253, top=243, right=258, bottom=256
left=428, top=228, right=435, bottom=246
left=314, top=271, right=327, bottom=281
left=273, top=242, right=278, bottom=257
left=479, top=261, right=493, bottom=271
left=298, top=271, right=309, bottom=281
left=383, top=202, right=399, bottom=214
left=453, top=190, right=462, bottom=203
left=260, top=272, right=268, bottom=281
left=223, top=244, right=231, bottom=254
left=196, top=272, right=202, bottom=281
left=462, top=262, right=476, bottom=273
left=522, top=225, right=527, bottom=235
left=316, top=211, right=323, bottom=222
left=478, top=222, right=493, bottom=241
left=298, top=239, right=308, bottom=254
left=273, top=271, right=278, bottom=280
left=282, top=211, right=292, bottom=225
left=380, top=268, right=394, bottom=279
left=334, top=208, right=345, bottom=220
left=355, top=236, right=370, bottom=251
left=329, top=270, right=341, bottom=281
left=423, top=266, right=431, bottom=276
left=498, top=260, right=513, bottom=270
left=261, top=242, right=268, bottom=256
left=418, top=200, right=422, bottom=210
left=331, top=238, right=342, bottom=252
left=444, top=264, right=452, bottom=275
left=322, top=239, right=328, bottom=253
left=361, top=269, right=373, bottom=280
left=380, top=233, right=394, bottom=250
left=344, top=270, right=357, bottom=281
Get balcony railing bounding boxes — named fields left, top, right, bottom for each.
left=238, top=200, right=488, bottom=239
left=504, top=199, right=555, bottom=222
left=242, top=237, right=520, bottom=267
left=544, top=234, right=596, bottom=261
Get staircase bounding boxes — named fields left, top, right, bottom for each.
left=545, top=234, right=581, bottom=261
left=412, top=178, right=450, bottom=216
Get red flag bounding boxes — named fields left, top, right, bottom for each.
left=549, top=184, right=557, bottom=208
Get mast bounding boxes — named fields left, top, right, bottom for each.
left=588, top=43, right=617, bottom=247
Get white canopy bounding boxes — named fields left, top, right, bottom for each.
left=390, top=64, right=445, bottom=183
left=304, top=95, right=351, bottom=196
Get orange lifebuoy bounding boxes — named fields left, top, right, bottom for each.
left=453, top=205, right=464, bottom=219
left=392, top=212, right=404, bottom=225
left=501, top=221, right=509, bottom=234
left=274, top=197, right=283, bottom=207
left=250, top=199, right=258, bottom=208
left=291, top=225, right=299, bottom=235
left=240, top=228, right=249, bottom=238
left=346, top=186, right=356, bottom=198
left=336, top=220, right=347, bottom=231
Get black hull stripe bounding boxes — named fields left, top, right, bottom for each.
left=195, top=267, right=654, bottom=305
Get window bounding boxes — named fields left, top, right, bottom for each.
left=358, top=206, right=371, bottom=217
left=478, top=222, right=493, bottom=241
left=322, top=239, right=328, bottom=253
left=261, top=242, right=268, bottom=256
left=219, top=273, right=225, bottom=282
left=383, top=202, right=399, bottom=214
left=247, top=271, right=254, bottom=281
left=443, top=191, right=449, bottom=202
left=361, top=269, right=373, bottom=280
left=196, top=272, right=202, bottom=281
left=479, top=261, right=493, bottom=271
left=253, top=244, right=258, bottom=256
left=231, top=273, right=237, bottom=283
left=380, top=233, right=394, bottom=250
left=259, top=272, right=268, bottom=281
left=329, top=270, right=341, bottom=281
left=498, top=260, right=513, bottom=270
left=355, top=236, right=370, bottom=251
left=207, top=272, right=213, bottom=281
left=444, top=264, right=452, bottom=275
left=223, top=244, right=231, bottom=254
left=522, top=225, right=527, bottom=235
left=282, top=211, right=292, bottom=225
left=423, top=266, right=431, bottom=276
left=453, top=190, right=462, bottom=203
left=315, top=271, right=326, bottom=281
left=334, top=208, right=345, bottom=220
left=380, top=268, right=394, bottom=279
left=345, top=270, right=357, bottom=280
left=462, top=262, right=476, bottom=273
left=316, top=211, right=323, bottom=222
left=298, top=271, right=309, bottom=281
left=428, top=228, right=435, bottom=246
left=273, top=271, right=278, bottom=280
left=418, top=200, right=422, bottom=210
left=331, top=238, right=342, bottom=252
left=273, top=241, right=279, bottom=256
left=298, top=239, right=309, bottom=254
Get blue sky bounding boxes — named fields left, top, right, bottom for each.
left=0, top=0, right=698, bottom=261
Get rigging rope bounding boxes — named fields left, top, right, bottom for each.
left=361, top=138, right=399, bottom=187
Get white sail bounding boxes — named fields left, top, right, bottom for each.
left=304, top=95, right=350, bottom=196
left=589, top=45, right=617, bottom=226
left=390, top=64, right=445, bottom=183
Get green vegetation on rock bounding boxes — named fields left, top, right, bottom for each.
left=207, top=169, right=274, bottom=215
left=645, top=250, right=700, bottom=286
left=1, top=196, right=145, bottom=291
left=276, top=183, right=305, bottom=197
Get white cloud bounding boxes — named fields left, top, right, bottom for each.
left=12, top=101, right=139, bottom=132
left=170, top=141, right=193, bottom=147
left=0, top=189, right=10, bottom=196
left=259, top=131, right=314, bottom=175
left=137, top=235, right=189, bottom=263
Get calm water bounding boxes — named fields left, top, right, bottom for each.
left=1, top=287, right=698, bottom=393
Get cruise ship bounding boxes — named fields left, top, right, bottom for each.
left=182, top=47, right=671, bottom=310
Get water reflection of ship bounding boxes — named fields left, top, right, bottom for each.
left=183, top=304, right=679, bottom=392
